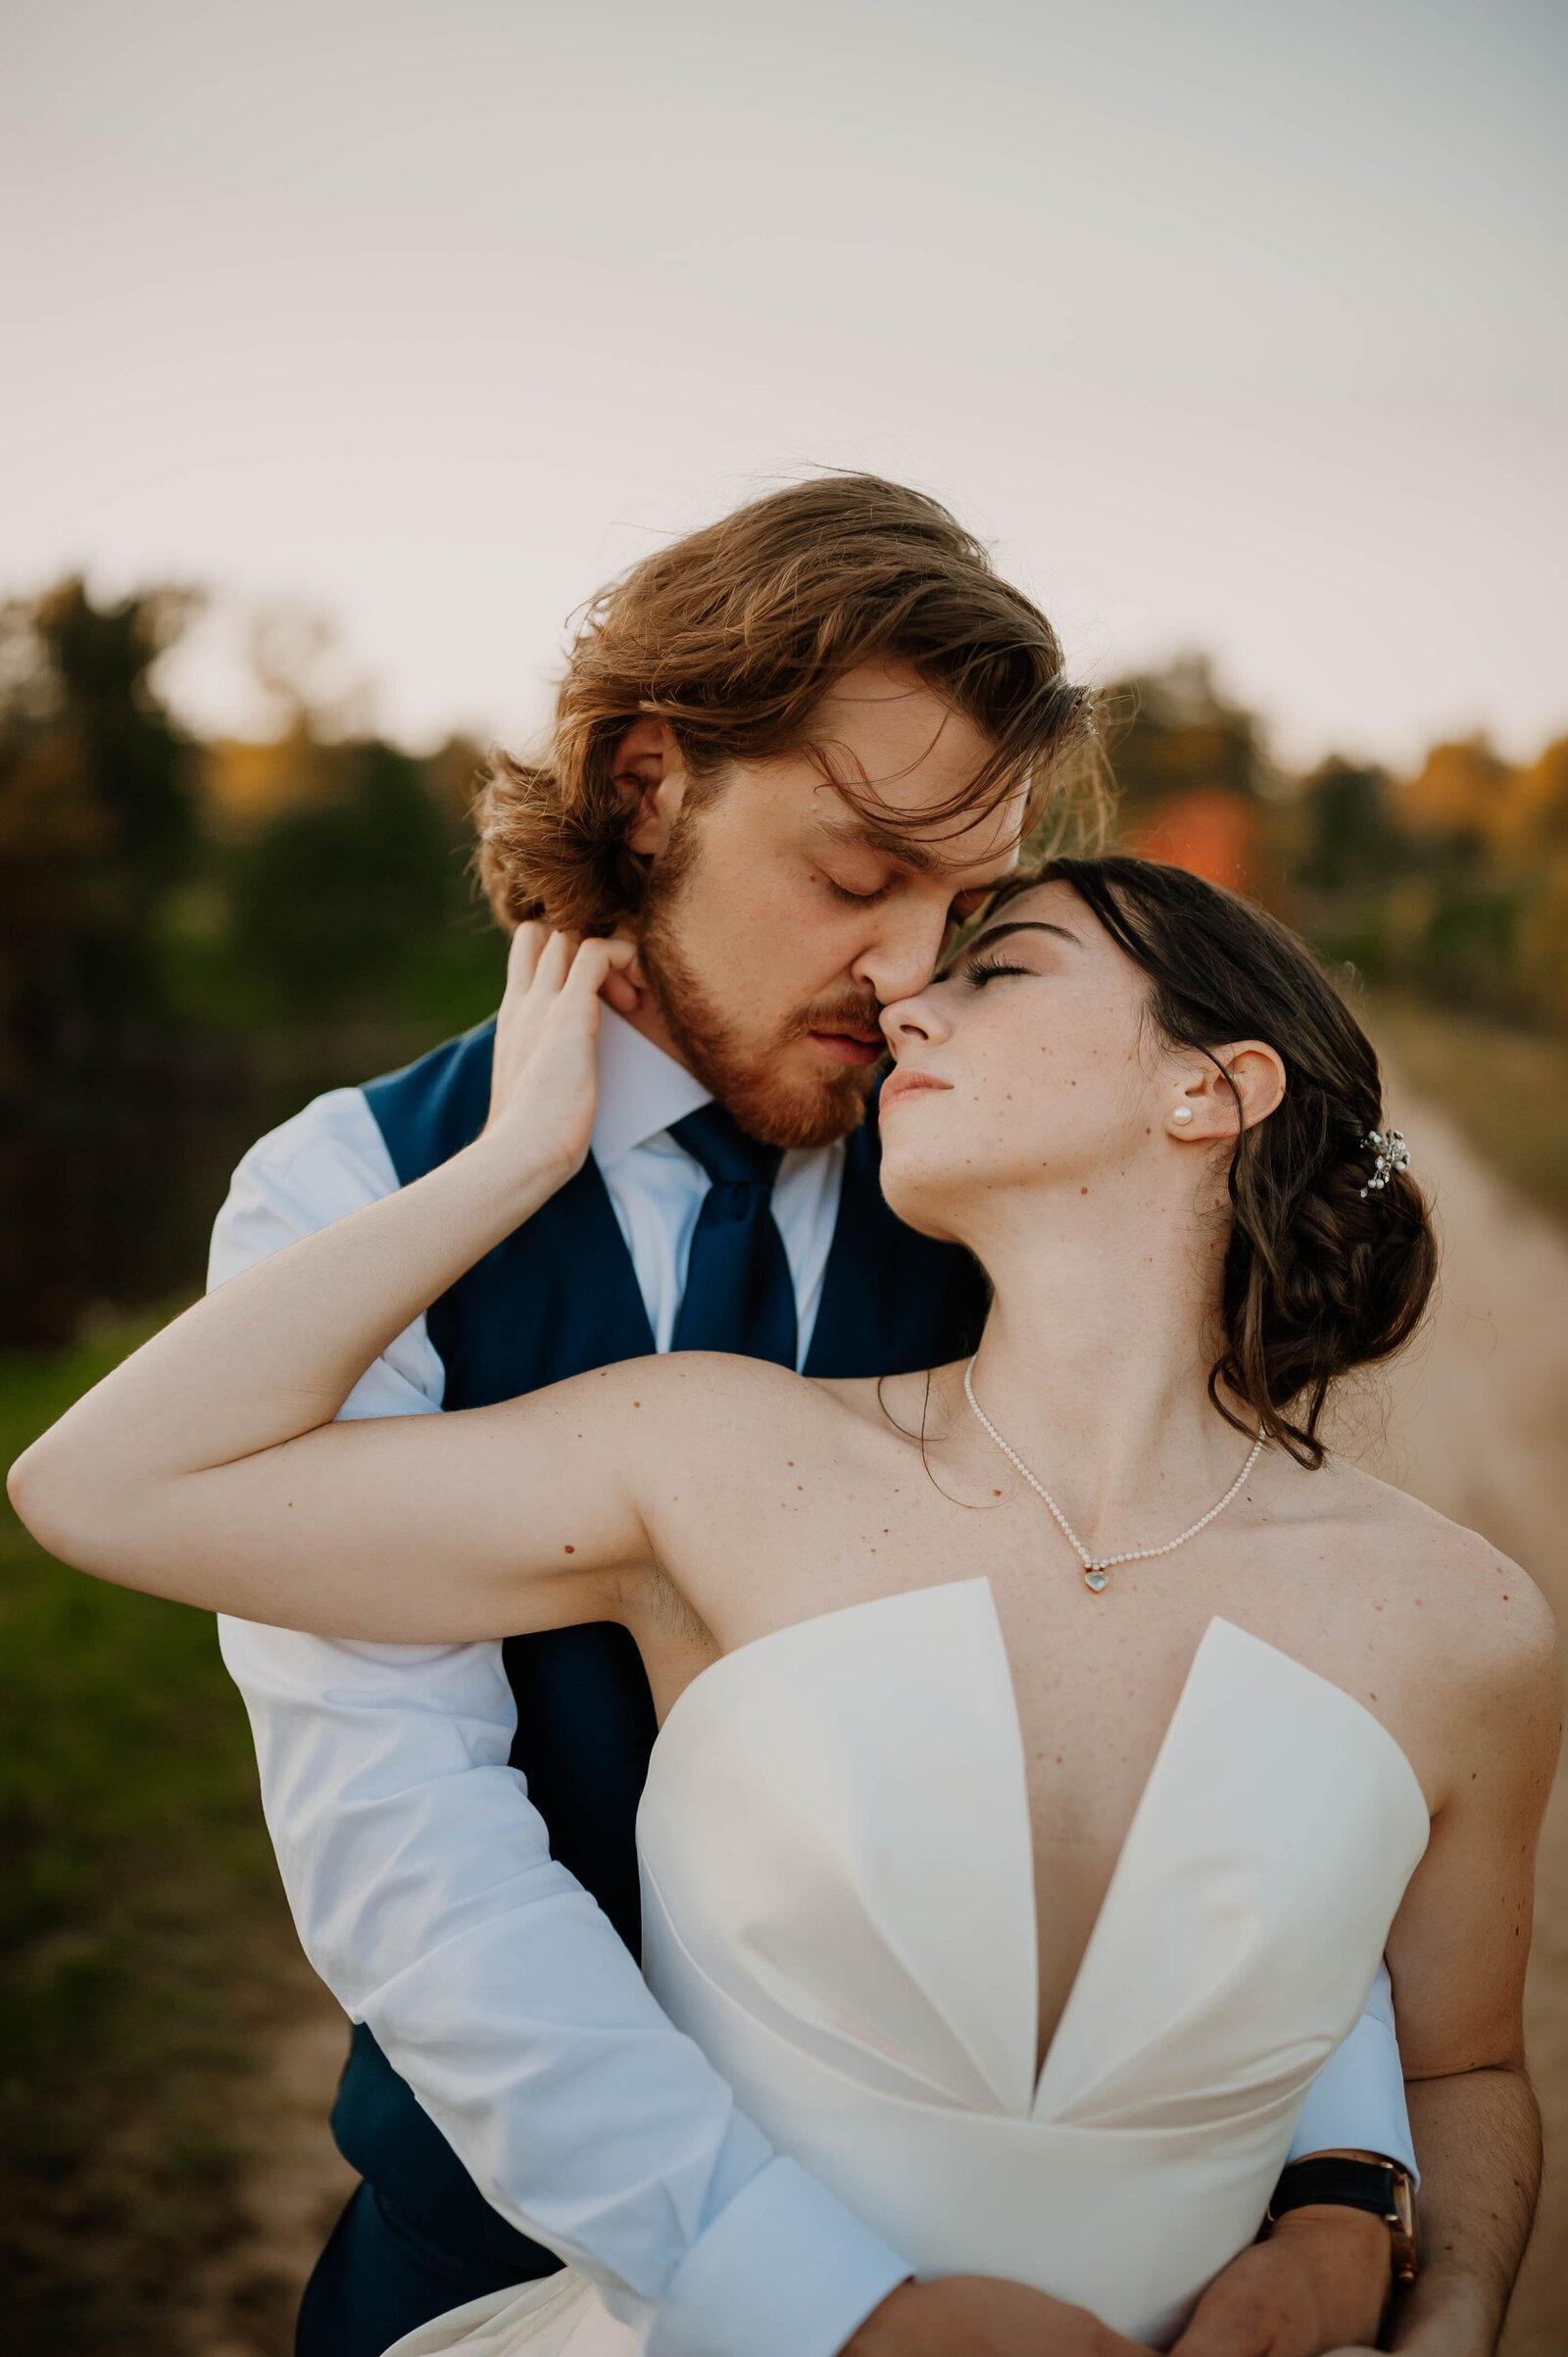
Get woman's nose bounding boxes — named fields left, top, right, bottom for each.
left=880, top=991, right=951, bottom=1051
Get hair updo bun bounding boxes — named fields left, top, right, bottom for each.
left=996, top=856, right=1438, bottom=1467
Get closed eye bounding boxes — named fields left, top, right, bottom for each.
left=962, top=954, right=1034, bottom=987
left=824, top=876, right=893, bottom=905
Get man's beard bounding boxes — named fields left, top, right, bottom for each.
left=638, top=856, right=881, bottom=1152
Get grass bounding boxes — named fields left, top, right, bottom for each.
left=0, top=1310, right=307, bottom=2353
left=1366, top=993, right=1568, bottom=1230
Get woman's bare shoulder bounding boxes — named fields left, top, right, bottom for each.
left=1308, top=1454, right=1559, bottom=1706
left=555, top=1350, right=880, bottom=1465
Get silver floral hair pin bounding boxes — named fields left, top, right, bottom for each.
left=1360, top=1128, right=1410, bottom=1198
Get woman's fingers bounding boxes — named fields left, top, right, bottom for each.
left=492, top=934, right=629, bottom=1099
left=505, top=927, right=635, bottom=1015
left=563, top=936, right=637, bottom=1001
left=481, top=931, right=633, bottom=1167
left=503, top=920, right=550, bottom=997
left=531, top=926, right=577, bottom=997
left=498, top=930, right=577, bottom=1066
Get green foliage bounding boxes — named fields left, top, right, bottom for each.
left=230, top=740, right=453, bottom=1015
left=1414, top=875, right=1524, bottom=1012
left=0, top=581, right=200, bottom=1043
left=0, top=585, right=220, bottom=1342
left=1287, top=763, right=1555, bottom=1027
left=1106, top=660, right=1568, bottom=1038
left=0, top=583, right=509, bottom=1342
left=37, top=582, right=201, bottom=900
left=1295, top=760, right=1404, bottom=895
left=1102, top=656, right=1272, bottom=816
left=0, top=1313, right=302, bottom=2352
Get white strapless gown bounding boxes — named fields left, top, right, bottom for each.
left=385, top=1582, right=1429, bottom=2356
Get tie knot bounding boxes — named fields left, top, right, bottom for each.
left=669, top=1102, right=784, bottom=1193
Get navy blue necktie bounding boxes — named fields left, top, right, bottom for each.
left=668, top=1103, right=798, bottom=1369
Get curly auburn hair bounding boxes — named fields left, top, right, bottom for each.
left=993, top=857, right=1438, bottom=1466
left=474, top=474, right=1102, bottom=933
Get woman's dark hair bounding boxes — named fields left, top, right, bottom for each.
left=991, top=855, right=1438, bottom=1467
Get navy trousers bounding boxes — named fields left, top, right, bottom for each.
left=297, top=2182, right=562, bottom=2357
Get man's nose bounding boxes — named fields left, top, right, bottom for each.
left=851, top=903, right=949, bottom=1008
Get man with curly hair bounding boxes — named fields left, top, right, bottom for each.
left=213, top=477, right=1419, bottom=2357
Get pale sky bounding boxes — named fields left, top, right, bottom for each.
left=3, top=0, right=1563, bottom=770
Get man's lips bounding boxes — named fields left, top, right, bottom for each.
left=879, top=1067, right=953, bottom=1108
left=808, top=1030, right=885, bottom=1067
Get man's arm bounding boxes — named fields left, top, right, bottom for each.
left=1377, top=1560, right=1560, bottom=2356
left=1389, top=2067, right=1541, bottom=2356
left=207, top=1087, right=912, bottom=2357
left=1374, top=1567, right=1559, bottom=2357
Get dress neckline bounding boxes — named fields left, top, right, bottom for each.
left=646, top=1580, right=1430, bottom=2094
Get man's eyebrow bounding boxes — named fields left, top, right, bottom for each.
left=965, top=919, right=1083, bottom=951
left=815, top=814, right=1011, bottom=883
left=815, top=815, right=948, bottom=876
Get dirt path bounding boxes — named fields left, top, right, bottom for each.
left=186, top=1054, right=1568, bottom=2354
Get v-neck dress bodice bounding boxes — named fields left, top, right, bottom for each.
left=386, top=1582, right=1430, bottom=2356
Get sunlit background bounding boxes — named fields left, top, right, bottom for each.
left=6, top=0, right=1564, bottom=764
left=2, top=5, right=1565, bottom=2352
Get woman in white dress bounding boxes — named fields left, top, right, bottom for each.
left=10, top=857, right=1558, bottom=2353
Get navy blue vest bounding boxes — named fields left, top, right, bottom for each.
left=332, top=1018, right=988, bottom=2275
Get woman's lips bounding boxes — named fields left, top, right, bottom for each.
left=808, top=1031, right=885, bottom=1067
left=879, top=1068, right=953, bottom=1108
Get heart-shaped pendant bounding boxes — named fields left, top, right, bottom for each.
left=1084, top=1567, right=1108, bottom=1594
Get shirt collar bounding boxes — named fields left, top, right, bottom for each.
left=591, top=1003, right=712, bottom=1166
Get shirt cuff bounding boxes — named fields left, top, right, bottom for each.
left=1286, top=1988, right=1417, bottom=2180
left=640, top=2156, right=909, bottom=2357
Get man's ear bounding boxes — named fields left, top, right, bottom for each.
left=611, top=718, right=683, bottom=856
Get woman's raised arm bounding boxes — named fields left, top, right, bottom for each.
left=7, top=930, right=667, bottom=1641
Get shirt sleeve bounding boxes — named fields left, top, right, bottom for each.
left=1285, top=1959, right=1417, bottom=2177
left=211, top=1089, right=910, bottom=2357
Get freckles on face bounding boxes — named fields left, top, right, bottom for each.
left=895, top=888, right=1159, bottom=1194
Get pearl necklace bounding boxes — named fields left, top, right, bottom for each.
left=961, top=1358, right=1266, bottom=1594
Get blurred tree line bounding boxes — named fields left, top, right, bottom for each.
left=2, top=581, right=1564, bottom=1347
left=1104, top=653, right=1568, bottom=1029
left=0, top=581, right=504, bottom=1345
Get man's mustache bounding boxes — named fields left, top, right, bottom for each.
left=791, top=993, right=887, bottom=1046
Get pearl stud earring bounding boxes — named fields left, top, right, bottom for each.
left=1171, top=1105, right=1195, bottom=1127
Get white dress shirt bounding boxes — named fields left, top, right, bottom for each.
left=213, top=1008, right=1414, bottom=2357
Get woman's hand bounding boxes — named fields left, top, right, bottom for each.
left=482, top=926, right=636, bottom=1183
left=6, top=926, right=647, bottom=1616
